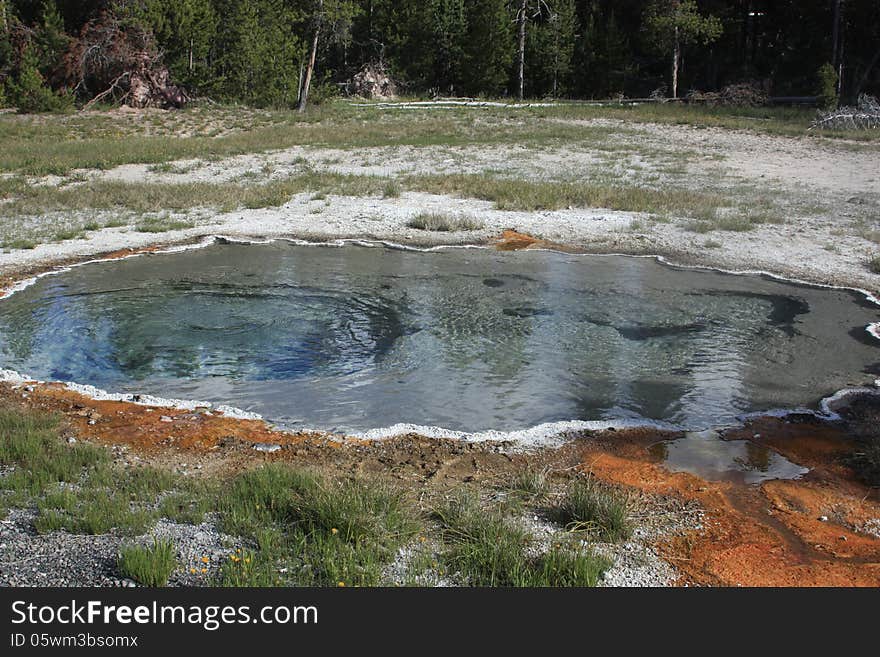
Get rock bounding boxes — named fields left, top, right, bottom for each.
left=252, top=443, right=281, bottom=453
left=160, top=416, right=174, bottom=423
left=819, top=515, right=828, bottom=522
left=66, top=437, right=77, bottom=444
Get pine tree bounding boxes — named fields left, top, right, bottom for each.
left=141, top=0, right=217, bottom=89
left=460, top=0, right=511, bottom=96
left=643, top=0, right=723, bottom=98
left=527, top=0, right=577, bottom=97
left=6, top=42, right=64, bottom=112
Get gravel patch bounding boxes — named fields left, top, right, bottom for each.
left=0, top=509, right=240, bottom=587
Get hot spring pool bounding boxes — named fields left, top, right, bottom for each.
left=1, top=241, right=877, bottom=435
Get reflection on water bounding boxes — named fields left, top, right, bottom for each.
left=650, top=430, right=809, bottom=484
left=0, top=242, right=877, bottom=434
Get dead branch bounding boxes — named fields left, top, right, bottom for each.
left=62, top=10, right=186, bottom=110
left=811, top=94, right=880, bottom=130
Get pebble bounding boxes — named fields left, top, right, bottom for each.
left=160, top=416, right=174, bottom=423
left=252, top=442, right=281, bottom=453
left=0, top=510, right=237, bottom=587
left=819, top=515, right=828, bottom=522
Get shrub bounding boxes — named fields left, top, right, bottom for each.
left=817, top=63, right=839, bottom=111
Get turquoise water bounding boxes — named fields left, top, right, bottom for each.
left=0, top=241, right=877, bottom=433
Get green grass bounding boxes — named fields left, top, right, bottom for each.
left=507, top=466, right=550, bottom=500
left=0, top=407, right=628, bottom=587
left=135, top=218, right=195, bottom=233
left=406, top=173, right=730, bottom=217
left=550, top=476, right=632, bottom=542
left=434, top=493, right=610, bottom=587
left=0, top=103, right=621, bottom=176
left=215, top=465, right=420, bottom=587
left=382, top=179, right=401, bottom=198
left=0, top=100, right=874, bottom=180
left=0, top=406, right=208, bottom=536
left=33, top=464, right=178, bottom=536
left=2, top=238, right=37, bottom=250
left=532, top=102, right=880, bottom=141
left=158, top=489, right=213, bottom=525
left=0, top=408, right=107, bottom=503
left=406, top=212, right=484, bottom=232
left=117, top=539, right=177, bottom=586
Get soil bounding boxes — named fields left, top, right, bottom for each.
left=2, top=371, right=879, bottom=587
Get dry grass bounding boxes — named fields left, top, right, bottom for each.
left=406, top=212, right=484, bottom=232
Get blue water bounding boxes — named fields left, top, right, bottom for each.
left=0, top=241, right=877, bottom=433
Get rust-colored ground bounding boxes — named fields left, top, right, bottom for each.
left=494, top=229, right=581, bottom=252
left=3, top=380, right=878, bottom=587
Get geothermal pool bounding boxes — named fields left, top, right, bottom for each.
left=0, top=241, right=877, bottom=434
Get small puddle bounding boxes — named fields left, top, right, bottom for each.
left=649, top=430, right=810, bottom=484
left=0, top=241, right=877, bottom=436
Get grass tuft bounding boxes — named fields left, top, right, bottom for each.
left=216, top=465, right=420, bottom=586
left=434, top=493, right=609, bottom=586
left=507, top=466, right=550, bottom=500
left=406, top=212, right=484, bottom=232
left=135, top=218, right=195, bottom=233
left=550, top=476, right=632, bottom=542
left=117, top=539, right=177, bottom=586
left=382, top=179, right=401, bottom=198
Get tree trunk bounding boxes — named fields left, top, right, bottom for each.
left=551, top=19, right=559, bottom=97
left=832, top=0, right=842, bottom=67
left=672, top=26, right=680, bottom=99
left=298, top=0, right=323, bottom=113
left=517, top=0, right=527, bottom=101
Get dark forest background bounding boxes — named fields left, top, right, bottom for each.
left=1, top=0, right=878, bottom=111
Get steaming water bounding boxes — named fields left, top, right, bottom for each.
left=0, top=242, right=877, bottom=434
